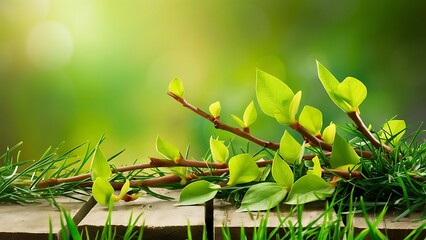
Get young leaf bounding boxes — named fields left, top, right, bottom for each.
left=156, top=136, right=181, bottom=161
left=379, top=119, right=406, bottom=145
left=90, top=145, right=112, bottom=181
left=209, top=101, right=221, bottom=118
left=177, top=180, right=220, bottom=205
left=112, top=179, right=130, bottom=202
left=336, top=77, right=367, bottom=112
left=272, top=153, right=294, bottom=189
left=210, top=137, right=229, bottom=163
left=92, top=177, right=114, bottom=206
left=238, top=182, right=288, bottom=212
left=227, top=154, right=259, bottom=186
left=243, top=101, right=257, bottom=127
left=169, top=78, right=184, bottom=98
left=331, top=134, right=360, bottom=170
left=279, top=131, right=302, bottom=164
left=256, top=69, right=294, bottom=125
left=285, top=174, right=335, bottom=205
left=322, top=122, right=336, bottom=144
left=299, top=105, right=323, bottom=136
left=316, top=61, right=352, bottom=112
left=307, top=156, right=322, bottom=177
left=231, top=114, right=245, bottom=128
left=289, top=91, right=302, bottom=124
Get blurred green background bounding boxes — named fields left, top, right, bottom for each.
left=1, top=0, right=425, bottom=165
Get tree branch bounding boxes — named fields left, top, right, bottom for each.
left=167, top=91, right=280, bottom=150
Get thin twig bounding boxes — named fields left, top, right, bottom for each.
left=167, top=91, right=280, bottom=150
left=348, top=111, right=393, bottom=153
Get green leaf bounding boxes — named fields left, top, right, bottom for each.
left=272, top=153, right=293, bottom=189
left=279, top=131, right=302, bottom=164
left=238, top=182, right=287, bottom=212
left=299, top=105, right=323, bottom=136
left=210, top=137, right=229, bottom=163
left=322, top=122, right=336, bottom=144
left=316, top=61, right=352, bottom=112
left=289, top=91, right=302, bottom=124
left=243, top=101, right=257, bottom=127
left=177, top=180, right=220, bottom=205
left=336, top=77, right=367, bottom=112
left=92, top=177, right=114, bottom=206
left=112, top=179, right=130, bottom=202
left=90, top=145, right=112, bottom=181
left=231, top=114, right=245, bottom=128
left=379, top=119, right=406, bottom=145
left=307, top=156, right=322, bottom=177
left=331, top=134, right=360, bottom=170
left=209, top=101, right=221, bottom=118
left=228, top=154, right=259, bottom=186
left=156, top=136, right=181, bottom=161
left=285, top=174, right=335, bottom=205
left=169, top=78, right=184, bottom=98
left=256, top=69, right=294, bottom=125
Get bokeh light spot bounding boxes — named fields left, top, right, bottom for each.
left=26, top=21, right=73, bottom=69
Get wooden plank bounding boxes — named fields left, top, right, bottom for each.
left=352, top=210, right=426, bottom=240
left=214, top=199, right=341, bottom=239
left=79, top=189, right=205, bottom=240
left=0, top=194, right=94, bottom=240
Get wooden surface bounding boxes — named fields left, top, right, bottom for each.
left=352, top=210, right=426, bottom=240
left=213, top=199, right=341, bottom=239
left=0, top=190, right=425, bottom=239
left=0, top=193, right=94, bottom=240
left=78, top=188, right=205, bottom=240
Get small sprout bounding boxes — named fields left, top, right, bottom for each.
left=209, top=101, right=221, bottom=118
left=379, top=119, right=406, bottom=145
left=256, top=69, right=295, bottom=125
left=307, top=156, right=322, bottom=177
left=90, top=145, right=112, bottom=181
left=279, top=131, right=303, bottom=164
left=209, top=137, right=229, bottom=163
left=231, top=101, right=257, bottom=128
left=316, top=61, right=367, bottom=113
left=322, top=122, right=336, bottom=144
left=169, top=78, right=184, bottom=98
left=156, top=136, right=181, bottom=161
left=299, top=105, right=323, bottom=136
left=227, top=154, right=259, bottom=186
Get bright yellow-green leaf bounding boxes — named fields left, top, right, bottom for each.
left=285, top=174, right=335, bottom=205
left=256, top=69, right=294, bottom=125
left=156, top=136, right=181, bottom=161
left=289, top=91, right=302, bottom=124
left=228, top=154, right=259, bottom=186
left=243, top=101, right=257, bottom=127
left=210, top=137, right=229, bottom=163
left=299, top=105, right=323, bottom=136
left=169, top=78, right=184, bottom=98
left=209, top=101, right=221, bottom=118
left=231, top=114, right=245, bottom=128
left=272, top=153, right=294, bottom=189
left=178, top=180, right=220, bottom=205
left=92, top=177, right=114, bottom=206
left=336, top=77, right=367, bottom=112
left=90, top=145, right=112, bottom=181
left=238, top=182, right=287, bottom=212
left=316, top=61, right=352, bottom=112
left=331, top=134, right=360, bottom=170
left=322, top=122, right=336, bottom=144
left=279, top=131, right=302, bottom=164
left=307, top=156, right=322, bottom=177
left=379, top=119, right=406, bottom=145
left=111, top=179, right=130, bottom=202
